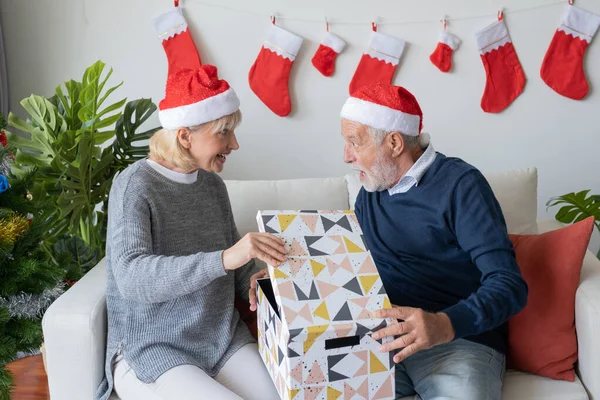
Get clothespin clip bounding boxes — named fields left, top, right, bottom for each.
left=174, top=0, right=179, bottom=7
left=568, top=0, right=574, bottom=5
left=325, top=16, right=329, bottom=32
left=372, top=17, right=379, bottom=32
left=440, top=16, right=448, bottom=31
left=498, top=8, right=504, bottom=21
left=271, top=13, right=276, bottom=25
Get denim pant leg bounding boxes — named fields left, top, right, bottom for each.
left=395, top=339, right=505, bottom=400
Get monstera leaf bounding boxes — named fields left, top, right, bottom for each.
left=547, top=190, right=600, bottom=258
left=110, top=98, right=158, bottom=175
left=5, top=60, right=159, bottom=276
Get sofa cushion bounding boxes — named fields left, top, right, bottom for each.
left=501, top=370, right=588, bottom=400
left=224, top=177, right=349, bottom=238
left=345, top=167, right=538, bottom=234
left=507, top=217, right=595, bottom=381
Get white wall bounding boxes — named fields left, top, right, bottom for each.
left=2, top=0, right=599, bottom=233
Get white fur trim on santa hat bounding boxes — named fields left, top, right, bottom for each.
left=340, top=96, right=420, bottom=136
left=438, top=30, right=461, bottom=50
left=263, top=24, right=303, bottom=61
left=365, top=31, right=406, bottom=66
left=476, top=20, right=511, bottom=54
left=419, top=132, right=431, bottom=147
left=152, top=7, right=188, bottom=40
left=321, top=32, right=346, bottom=53
left=558, top=5, right=600, bottom=43
left=158, top=87, right=240, bottom=130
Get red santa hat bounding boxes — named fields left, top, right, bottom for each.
left=152, top=7, right=240, bottom=130
left=340, top=83, right=428, bottom=144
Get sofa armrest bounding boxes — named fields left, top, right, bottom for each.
left=42, top=259, right=108, bottom=400
left=576, top=247, right=600, bottom=399
left=537, top=220, right=600, bottom=399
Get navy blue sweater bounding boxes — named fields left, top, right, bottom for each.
left=355, top=153, right=528, bottom=354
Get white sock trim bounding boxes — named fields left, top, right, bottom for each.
left=364, top=31, right=406, bottom=66
left=263, top=24, right=303, bottom=61
left=476, top=20, right=512, bottom=54
left=152, top=7, right=188, bottom=40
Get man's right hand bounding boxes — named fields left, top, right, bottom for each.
left=223, top=233, right=287, bottom=271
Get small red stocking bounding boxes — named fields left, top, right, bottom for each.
left=430, top=25, right=461, bottom=73
left=349, top=24, right=405, bottom=94
left=540, top=4, right=600, bottom=100
left=475, top=13, right=526, bottom=113
left=248, top=22, right=303, bottom=117
left=312, top=32, right=346, bottom=77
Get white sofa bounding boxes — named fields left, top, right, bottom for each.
left=42, top=167, right=600, bottom=400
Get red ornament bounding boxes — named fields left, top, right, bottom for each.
left=0, top=131, right=7, bottom=148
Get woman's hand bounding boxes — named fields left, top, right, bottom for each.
left=248, top=269, right=269, bottom=312
left=222, top=232, right=287, bottom=271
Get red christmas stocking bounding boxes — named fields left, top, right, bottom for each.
left=540, top=4, right=600, bottom=100
left=430, top=29, right=461, bottom=73
left=152, top=7, right=202, bottom=77
left=248, top=23, right=303, bottom=117
left=475, top=16, right=526, bottom=113
left=349, top=26, right=405, bottom=94
left=312, top=32, right=346, bottom=77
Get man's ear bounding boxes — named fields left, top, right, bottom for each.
left=388, top=131, right=405, bottom=158
left=176, top=127, right=192, bottom=149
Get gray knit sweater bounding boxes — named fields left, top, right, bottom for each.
left=95, top=160, right=259, bottom=400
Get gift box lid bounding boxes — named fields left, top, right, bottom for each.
left=256, top=210, right=394, bottom=343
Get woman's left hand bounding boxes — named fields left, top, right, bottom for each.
left=249, top=269, right=269, bottom=312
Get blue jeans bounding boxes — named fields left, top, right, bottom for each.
left=395, top=339, right=505, bottom=400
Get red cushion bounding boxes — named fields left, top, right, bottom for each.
left=507, top=216, right=594, bottom=381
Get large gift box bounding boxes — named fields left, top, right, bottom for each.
left=255, top=210, right=396, bottom=400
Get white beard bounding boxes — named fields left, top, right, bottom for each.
left=355, top=148, right=400, bottom=193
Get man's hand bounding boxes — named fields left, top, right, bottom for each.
left=248, top=269, right=269, bottom=312
left=371, top=306, right=455, bottom=363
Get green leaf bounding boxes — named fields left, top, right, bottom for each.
left=97, top=98, right=126, bottom=120
left=7, top=113, right=34, bottom=135
left=93, top=113, right=122, bottom=130
left=547, top=190, right=600, bottom=227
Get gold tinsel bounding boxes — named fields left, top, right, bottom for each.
left=0, top=214, right=30, bottom=244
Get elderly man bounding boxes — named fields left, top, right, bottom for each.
left=339, top=83, right=528, bottom=399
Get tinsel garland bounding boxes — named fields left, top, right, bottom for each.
left=0, top=214, right=29, bottom=244
left=0, top=284, right=64, bottom=319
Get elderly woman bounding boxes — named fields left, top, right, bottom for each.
left=95, top=8, right=284, bottom=400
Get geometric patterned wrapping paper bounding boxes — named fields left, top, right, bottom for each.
left=255, top=210, right=396, bottom=400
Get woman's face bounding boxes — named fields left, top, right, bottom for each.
left=178, top=125, right=240, bottom=173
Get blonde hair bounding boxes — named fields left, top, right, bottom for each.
left=149, top=109, right=242, bottom=171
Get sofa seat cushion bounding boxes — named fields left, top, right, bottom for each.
left=501, top=370, right=588, bottom=400
left=396, top=370, right=588, bottom=400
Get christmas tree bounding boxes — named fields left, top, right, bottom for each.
left=0, top=113, right=65, bottom=400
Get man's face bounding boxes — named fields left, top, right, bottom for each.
left=341, top=119, right=399, bottom=192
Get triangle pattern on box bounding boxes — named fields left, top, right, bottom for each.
left=313, top=301, right=330, bottom=321
left=343, top=277, right=363, bottom=296
left=278, top=214, right=297, bottom=232
left=262, top=215, right=278, bottom=233
left=317, top=280, right=340, bottom=299
left=359, top=275, right=379, bottom=295
left=373, top=375, right=394, bottom=400
left=294, top=282, right=320, bottom=301
left=310, top=260, right=326, bottom=277
left=343, top=236, right=365, bottom=253
left=327, top=386, right=343, bottom=400
left=305, top=236, right=330, bottom=257
left=333, top=302, right=353, bottom=321
left=370, top=351, right=387, bottom=374
left=321, top=215, right=353, bottom=233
